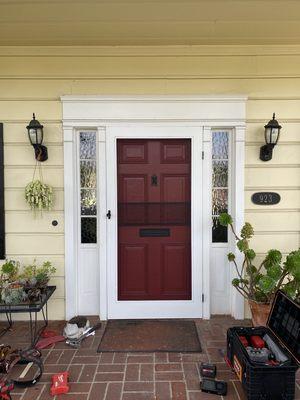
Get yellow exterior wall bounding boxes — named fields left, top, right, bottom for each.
left=0, top=45, right=299, bottom=320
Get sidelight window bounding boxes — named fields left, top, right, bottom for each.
left=212, top=130, right=230, bottom=243
left=79, top=132, right=97, bottom=243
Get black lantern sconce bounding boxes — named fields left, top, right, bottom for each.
left=260, top=113, right=282, bottom=162
left=26, top=113, right=48, bottom=162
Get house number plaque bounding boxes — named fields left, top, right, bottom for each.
left=251, top=192, right=281, bottom=205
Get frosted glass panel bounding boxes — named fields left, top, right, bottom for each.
left=79, top=132, right=97, bottom=244
left=80, top=132, right=96, bottom=159
left=212, top=131, right=228, bottom=159
left=212, top=161, right=228, bottom=188
left=212, top=189, right=228, bottom=216
left=80, top=161, right=97, bottom=188
left=81, top=189, right=97, bottom=215
left=212, top=131, right=229, bottom=243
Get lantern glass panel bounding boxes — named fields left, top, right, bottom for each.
left=28, top=128, right=43, bottom=145
left=265, top=127, right=279, bottom=145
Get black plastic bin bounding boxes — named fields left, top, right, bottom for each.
left=227, top=291, right=299, bottom=400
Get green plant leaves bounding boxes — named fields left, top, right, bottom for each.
left=258, top=276, right=277, bottom=294
left=232, top=278, right=240, bottom=287
left=245, top=249, right=256, bottom=260
left=227, top=252, right=235, bottom=262
left=264, top=249, right=282, bottom=269
left=241, top=222, right=254, bottom=239
left=25, top=179, right=54, bottom=212
left=284, top=250, right=300, bottom=280
left=266, top=264, right=282, bottom=280
left=219, top=213, right=233, bottom=226
left=237, top=239, right=248, bottom=252
left=282, top=281, right=298, bottom=299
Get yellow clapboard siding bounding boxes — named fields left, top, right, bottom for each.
left=245, top=144, right=300, bottom=165
left=0, top=55, right=259, bottom=77
left=4, top=144, right=63, bottom=166
left=247, top=99, right=300, bottom=120
left=245, top=167, right=300, bottom=188
left=48, top=276, right=65, bottom=298
left=6, top=234, right=64, bottom=255
left=3, top=123, right=63, bottom=144
left=1, top=54, right=300, bottom=78
left=3, top=77, right=300, bottom=100
left=245, top=212, right=300, bottom=232
left=5, top=211, right=64, bottom=234
left=5, top=168, right=63, bottom=189
left=0, top=101, right=61, bottom=121
left=250, top=233, right=300, bottom=254
left=0, top=80, right=72, bottom=100
left=5, top=188, right=64, bottom=211
left=245, top=190, right=300, bottom=210
left=246, top=123, right=300, bottom=143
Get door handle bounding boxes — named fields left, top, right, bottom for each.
left=106, top=210, right=111, bottom=219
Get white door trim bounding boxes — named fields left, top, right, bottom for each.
left=106, top=125, right=203, bottom=319
left=61, top=95, right=247, bottom=320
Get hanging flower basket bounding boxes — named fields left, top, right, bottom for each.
left=24, top=162, right=54, bottom=213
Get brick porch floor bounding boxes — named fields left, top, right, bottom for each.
left=1, top=316, right=299, bottom=400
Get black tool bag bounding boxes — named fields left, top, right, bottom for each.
left=227, top=291, right=299, bottom=400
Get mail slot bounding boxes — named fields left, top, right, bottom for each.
left=139, top=228, right=170, bottom=237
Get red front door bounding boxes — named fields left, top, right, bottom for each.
left=117, top=139, right=191, bottom=300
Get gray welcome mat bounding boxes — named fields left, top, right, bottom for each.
left=98, top=319, right=202, bottom=352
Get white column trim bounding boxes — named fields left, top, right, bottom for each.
left=63, top=126, right=78, bottom=320
left=231, top=125, right=246, bottom=319
left=97, top=126, right=108, bottom=320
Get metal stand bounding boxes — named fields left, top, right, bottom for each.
left=0, top=286, right=55, bottom=346
left=0, top=312, right=13, bottom=338
left=29, top=302, right=49, bottom=346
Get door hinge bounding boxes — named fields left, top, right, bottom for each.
left=202, top=294, right=205, bottom=302
left=202, top=151, right=204, bottom=160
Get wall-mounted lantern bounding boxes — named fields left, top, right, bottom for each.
left=260, top=113, right=282, bottom=162
left=26, top=113, right=48, bottom=162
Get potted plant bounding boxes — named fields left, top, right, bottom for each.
left=1, top=282, right=27, bottom=305
left=0, top=259, right=28, bottom=305
left=219, top=213, right=300, bottom=326
left=1, top=259, right=20, bottom=282
left=19, top=260, right=56, bottom=301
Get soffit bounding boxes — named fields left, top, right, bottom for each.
left=0, top=0, right=300, bottom=46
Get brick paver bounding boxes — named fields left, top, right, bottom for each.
left=1, top=317, right=299, bottom=399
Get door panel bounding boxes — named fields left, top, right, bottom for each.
left=118, top=139, right=191, bottom=301
left=119, top=244, right=149, bottom=298
left=161, top=244, right=190, bottom=295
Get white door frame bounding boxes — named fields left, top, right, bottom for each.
left=106, top=125, right=203, bottom=319
left=61, top=95, right=247, bottom=320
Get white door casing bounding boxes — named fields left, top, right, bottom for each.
left=61, top=95, right=246, bottom=320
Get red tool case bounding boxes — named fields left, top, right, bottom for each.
left=227, top=291, right=299, bottom=400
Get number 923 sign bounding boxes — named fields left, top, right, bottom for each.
left=251, top=192, right=281, bottom=205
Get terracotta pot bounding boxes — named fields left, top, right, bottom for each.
left=248, top=300, right=271, bottom=326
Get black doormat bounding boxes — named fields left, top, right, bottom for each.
left=97, top=319, right=202, bottom=353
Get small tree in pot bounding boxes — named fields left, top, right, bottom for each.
left=219, top=213, right=300, bottom=326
